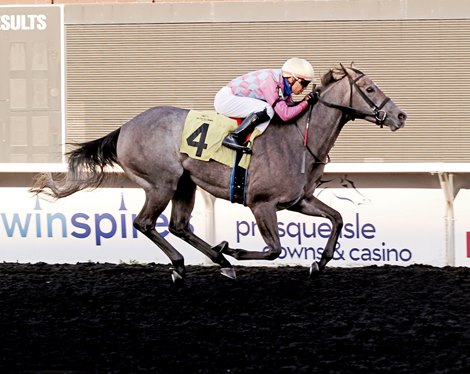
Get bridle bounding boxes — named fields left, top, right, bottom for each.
left=317, top=64, right=391, bottom=128
left=298, top=64, right=391, bottom=173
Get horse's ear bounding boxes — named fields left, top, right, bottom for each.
left=349, top=62, right=363, bottom=75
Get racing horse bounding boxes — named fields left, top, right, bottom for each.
left=31, top=64, right=407, bottom=282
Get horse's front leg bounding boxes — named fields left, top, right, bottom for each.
left=289, top=195, right=343, bottom=275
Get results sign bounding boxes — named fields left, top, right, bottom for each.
left=0, top=6, right=63, bottom=163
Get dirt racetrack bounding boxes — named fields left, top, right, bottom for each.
left=0, top=262, right=469, bottom=373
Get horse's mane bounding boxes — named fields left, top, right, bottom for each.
left=320, top=64, right=364, bottom=87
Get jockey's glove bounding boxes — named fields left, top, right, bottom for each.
left=304, top=91, right=319, bottom=105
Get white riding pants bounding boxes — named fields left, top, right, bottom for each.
left=214, top=87, right=274, bottom=133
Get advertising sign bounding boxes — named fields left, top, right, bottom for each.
left=214, top=186, right=446, bottom=267
left=0, top=184, right=446, bottom=267
left=0, top=188, right=209, bottom=265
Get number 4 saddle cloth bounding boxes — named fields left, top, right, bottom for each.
left=180, top=110, right=261, bottom=170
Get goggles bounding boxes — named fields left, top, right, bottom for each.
left=296, top=77, right=311, bottom=88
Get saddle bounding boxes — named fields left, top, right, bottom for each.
left=180, top=110, right=261, bottom=205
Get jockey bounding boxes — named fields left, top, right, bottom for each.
left=214, top=57, right=316, bottom=153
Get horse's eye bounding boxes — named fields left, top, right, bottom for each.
left=366, top=87, right=375, bottom=93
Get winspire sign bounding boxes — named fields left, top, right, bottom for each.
left=0, top=188, right=208, bottom=265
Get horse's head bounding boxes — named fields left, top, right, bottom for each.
left=320, top=64, right=407, bottom=131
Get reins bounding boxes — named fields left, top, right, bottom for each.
left=300, top=105, right=314, bottom=173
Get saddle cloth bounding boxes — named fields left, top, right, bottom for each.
left=180, top=110, right=260, bottom=169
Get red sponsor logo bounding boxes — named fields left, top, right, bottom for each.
left=467, top=232, right=470, bottom=258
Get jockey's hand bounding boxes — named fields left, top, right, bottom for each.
left=304, top=92, right=318, bottom=105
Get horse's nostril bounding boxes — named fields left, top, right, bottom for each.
left=398, top=112, right=407, bottom=121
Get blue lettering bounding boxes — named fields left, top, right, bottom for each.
left=237, top=214, right=378, bottom=244
left=286, top=222, right=301, bottom=244
left=362, top=223, right=376, bottom=239
left=317, top=223, right=331, bottom=238
left=348, top=243, right=412, bottom=263
left=1, top=213, right=31, bottom=237
left=47, top=213, right=67, bottom=237
left=342, top=223, right=355, bottom=239
left=94, top=213, right=117, bottom=246
left=236, top=220, right=254, bottom=242
left=278, top=222, right=286, bottom=238
left=400, top=249, right=412, bottom=261
left=386, top=247, right=399, bottom=261
left=350, top=247, right=360, bottom=260
left=282, top=245, right=304, bottom=259
left=301, top=223, right=316, bottom=240
left=36, top=213, right=42, bottom=237
left=303, top=246, right=319, bottom=259
left=121, top=213, right=127, bottom=238
left=71, top=213, right=91, bottom=239
left=132, top=213, right=138, bottom=238
left=372, top=247, right=382, bottom=261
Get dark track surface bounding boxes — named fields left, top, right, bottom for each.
left=0, top=263, right=469, bottom=373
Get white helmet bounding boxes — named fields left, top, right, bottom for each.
left=282, top=57, right=315, bottom=81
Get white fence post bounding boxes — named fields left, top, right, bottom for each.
left=438, top=172, right=455, bottom=266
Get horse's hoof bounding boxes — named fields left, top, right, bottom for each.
left=171, top=269, right=184, bottom=284
left=170, top=264, right=185, bottom=284
left=309, top=262, right=320, bottom=279
left=212, top=241, right=229, bottom=254
left=220, top=267, right=237, bottom=280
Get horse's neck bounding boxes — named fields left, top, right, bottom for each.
left=305, top=81, right=349, bottom=161
left=258, top=81, right=349, bottom=162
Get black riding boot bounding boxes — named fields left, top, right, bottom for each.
left=223, top=109, right=270, bottom=153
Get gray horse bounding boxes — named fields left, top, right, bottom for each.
left=31, top=65, right=407, bottom=281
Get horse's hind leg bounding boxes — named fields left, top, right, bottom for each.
left=169, top=174, right=236, bottom=279
left=133, top=188, right=186, bottom=282
left=221, top=201, right=284, bottom=261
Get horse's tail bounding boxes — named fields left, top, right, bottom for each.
left=30, top=128, right=121, bottom=199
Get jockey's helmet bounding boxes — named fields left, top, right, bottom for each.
left=282, top=58, right=315, bottom=81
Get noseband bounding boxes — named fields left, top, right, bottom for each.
left=317, top=65, right=391, bottom=127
